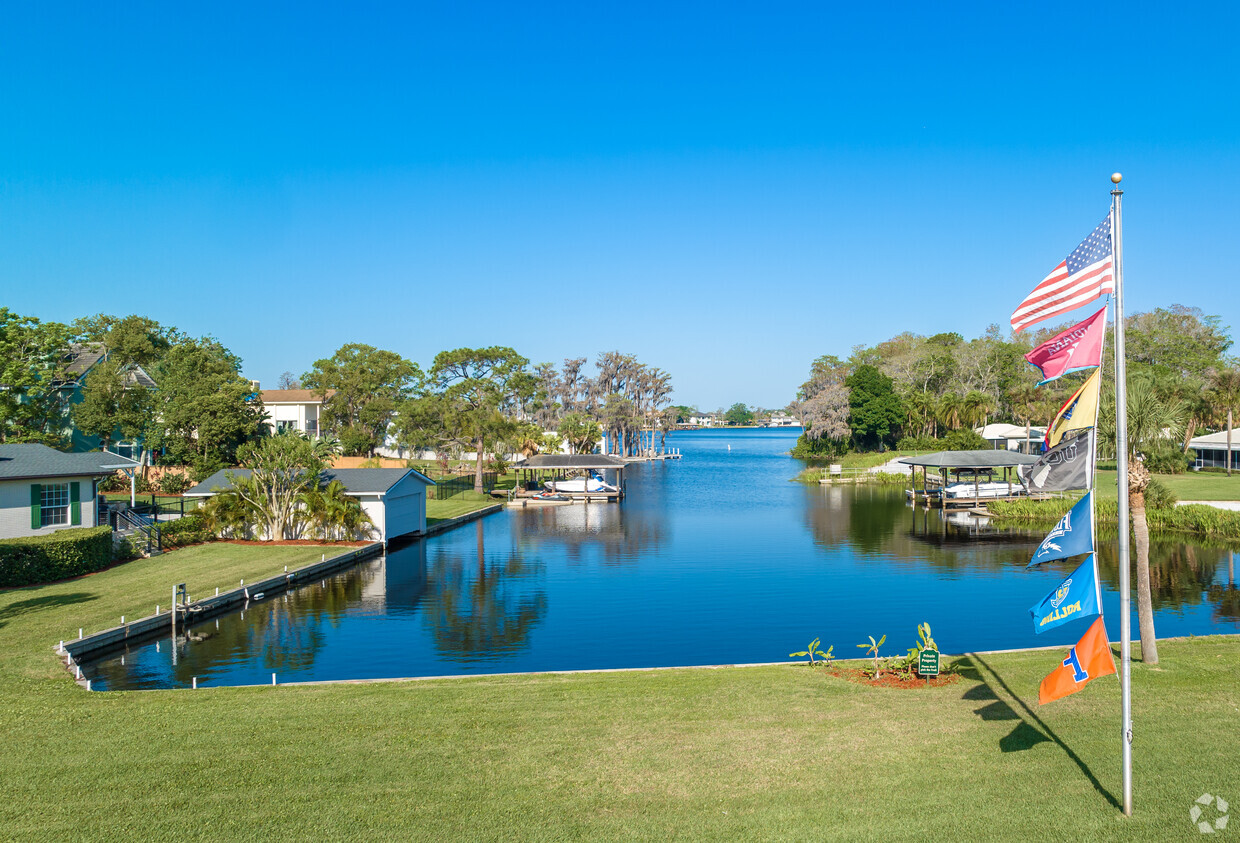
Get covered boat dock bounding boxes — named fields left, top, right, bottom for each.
left=899, top=450, right=1043, bottom=510
left=511, top=454, right=628, bottom=502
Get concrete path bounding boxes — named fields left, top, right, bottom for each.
left=1176, top=500, right=1240, bottom=512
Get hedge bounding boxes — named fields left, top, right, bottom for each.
left=0, top=526, right=114, bottom=588
left=160, top=514, right=215, bottom=549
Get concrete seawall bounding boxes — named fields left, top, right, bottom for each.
left=61, top=543, right=384, bottom=667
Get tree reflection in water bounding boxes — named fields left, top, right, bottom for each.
left=804, top=484, right=1240, bottom=623
left=509, top=500, right=667, bottom=568
left=425, top=520, right=547, bottom=662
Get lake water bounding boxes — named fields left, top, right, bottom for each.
left=82, top=428, right=1240, bottom=690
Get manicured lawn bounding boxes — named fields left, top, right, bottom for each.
left=1095, top=469, right=1240, bottom=501
left=0, top=542, right=1235, bottom=839
left=427, top=491, right=500, bottom=525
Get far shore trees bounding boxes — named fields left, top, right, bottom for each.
left=421, top=347, right=538, bottom=493
left=724, top=403, right=754, bottom=426
left=303, top=344, right=422, bottom=458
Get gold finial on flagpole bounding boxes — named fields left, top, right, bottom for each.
left=1111, top=172, right=1123, bottom=184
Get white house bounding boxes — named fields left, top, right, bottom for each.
left=259, top=389, right=332, bottom=437
left=0, top=444, right=138, bottom=539
left=975, top=423, right=1047, bottom=454
left=1188, top=429, right=1240, bottom=470
left=185, top=467, right=435, bottom=543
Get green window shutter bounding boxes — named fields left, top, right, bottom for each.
left=31, top=484, right=42, bottom=529
left=70, top=482, right=81, bottom=526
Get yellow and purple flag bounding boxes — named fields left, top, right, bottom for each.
left=1045, top=368, right=1101, bottom=449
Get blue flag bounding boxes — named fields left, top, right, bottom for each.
left=1029, top=554, right=1101, bottom=634
left=1028, top=492, right=1094, bottom=568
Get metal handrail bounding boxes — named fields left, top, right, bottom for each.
left=115, top=507, right=162, bottom=555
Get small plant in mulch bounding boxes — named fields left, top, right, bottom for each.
left=788, top=637, right=833, bottom=668
left=857, top=634, right=886, bottom=679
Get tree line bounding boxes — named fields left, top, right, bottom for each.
left=0, top=309, right=677, bottom=492
left=790, top=304, right=1240, bottom=466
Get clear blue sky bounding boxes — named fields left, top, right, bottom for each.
left=4, top=2, right=1238, bottom=410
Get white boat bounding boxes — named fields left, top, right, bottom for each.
left=943, top=481, right=1023, bottom=499
left=544, top=474, right=618, bottom=494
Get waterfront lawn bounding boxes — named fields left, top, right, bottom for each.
left=1, top=542, right=1236, bottom=839
left=1094, top=469, right=1240, bottom=501
left=427, top=491, right=498, bottom=525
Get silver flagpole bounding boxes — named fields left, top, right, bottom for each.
left=1110, top=172, right=1133, bottom=816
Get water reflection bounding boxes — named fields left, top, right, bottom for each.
left=78, top=430, right=1240, bottom=690
left=425, top=521, right=547, bottom=662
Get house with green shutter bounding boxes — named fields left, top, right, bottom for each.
left=0, top=444, right=138, bottom=539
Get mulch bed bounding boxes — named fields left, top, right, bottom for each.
left=827, top=667, right=962, bottom=689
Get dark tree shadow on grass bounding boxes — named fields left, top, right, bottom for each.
left=0, top=592, right=98, bottom=630
left=956, top=654, right=1119, bottom=810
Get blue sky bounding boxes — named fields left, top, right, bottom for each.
left=4, top=2, right=1239, bottom=410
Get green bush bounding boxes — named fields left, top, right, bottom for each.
left=943, top=429, right=990, bottom=451
left=0, top=527, right=114, bottom=588
left=1144, top=477, right=1177, bottom=509
left=158, top=471, right=192, bottom=495
left=160, top=513, right=215, bottom=549
left=789, top=433, right=847, bottom=460
left=191, top=455, right=225, bottom=482
left=1141, top=442, right=1192, bottom=475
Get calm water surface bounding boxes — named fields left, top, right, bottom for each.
left=83, top=428, right=1240, bottom=690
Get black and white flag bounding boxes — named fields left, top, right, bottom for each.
left=1018, top=429, right=1093, bottom=493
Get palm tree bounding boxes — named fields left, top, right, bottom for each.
left=1210, top=368, right=1240, bottom=475
left=936, top=392, right=963, bottom=433
left=1124, top=374, right=1188, bottom=665
left=962, top=390, right=994, bottom=430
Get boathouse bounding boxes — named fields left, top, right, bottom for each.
left=186, top=467, right=434, bottom=542
left=511, top=454, right=628, bottom=500
left=899, top=450, right=1040, bottom=509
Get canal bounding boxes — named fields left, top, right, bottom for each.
left=81, top=428, right=1240, bottom=689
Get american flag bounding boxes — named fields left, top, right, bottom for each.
left=1011, top=215, right=1114, bottom=333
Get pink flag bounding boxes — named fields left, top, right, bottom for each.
left=1024, top=306, right=1107, bottom=386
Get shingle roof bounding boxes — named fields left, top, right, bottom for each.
left=186, top=467, right=433, bottom=496
left=0, top=444, right=139, bottom=481
left=60, top=343, right=157, bottom=388
left=515, top=454, right=628, bottom=469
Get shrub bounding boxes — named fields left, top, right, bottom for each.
left=1144, top=477, right=1177, bottom=510
left=98, top=471, right=129, bottom=493
left=160, top=513, right=215, bottom=549
left=943, top=429, right=990, bottom=451
left=1140, top=442, right=1192, bottom=475
left=0, top=527, right=114, bottom=588
left=158, top=471, right=192, bottom=495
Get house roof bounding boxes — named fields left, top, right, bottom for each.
left=186, top=467, right=434, bottom=497
left=0, top=444, right=139, bottom=481
left=259, top=389, right=333, bottom=404
left=975, top=423, right=1047, bottom=440
left=898, top=450, right=1039, bottom=469
left=60, top=343, right=157, bottom=388
left=514, top=454, right=628, bottom=470
left=1188, top=429, right=1240, bottom=451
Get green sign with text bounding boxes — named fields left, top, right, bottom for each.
left=919, top=649, right=940, bottom=677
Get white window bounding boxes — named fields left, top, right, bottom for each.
left=41, top=483, right=69, bottom=526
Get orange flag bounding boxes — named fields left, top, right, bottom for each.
left=1038, top=617, right=1117, bottom=705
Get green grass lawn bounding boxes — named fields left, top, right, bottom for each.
left=1, top=542, right=1236, bottom=839
left=426, top=491, right=500, bottom=525
left=1095, top=469, right=1240, bottom=501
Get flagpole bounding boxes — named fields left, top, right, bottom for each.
left=1110, top=172, right=1133, bottom=817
